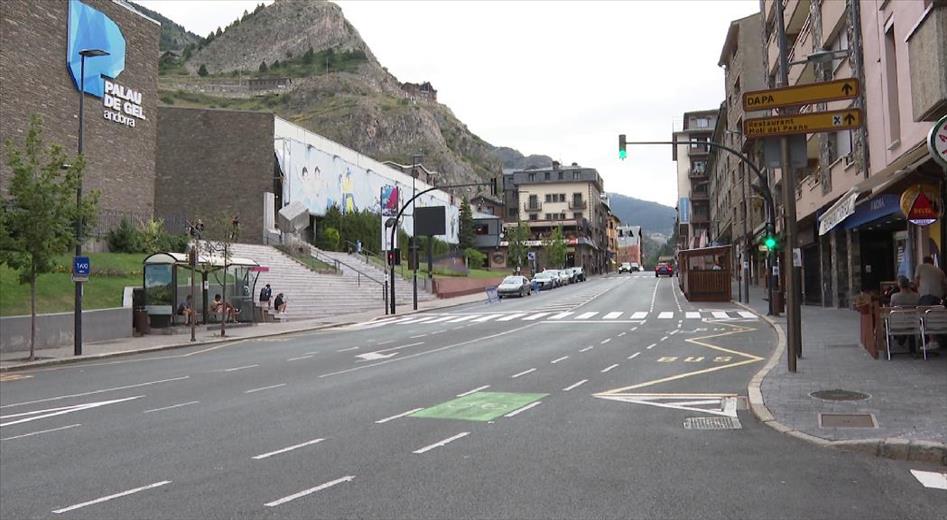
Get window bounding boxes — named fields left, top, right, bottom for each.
left=528, top=173, right=535, bottom=181
left=544, top=172, right=550, bottom=181
left=545, top=213, right=552, bottom=220
left=559, top=194, right=566, bottom=202
left=883, top=22, right=901, bottom=144
left=508, top=208, right=518, bottom=218
left=529, top=214, right=538, bottom=221
left=558, top=172, right=564, bottom=180
left=573, top=171, right=580, bottom=180
left=692, top=161, right=706, bottom=174
left=696, top=118, right=709, bottom=128
left=574, top=212, right=583, bottom=220
left=545, top=194, right=553, bottom=203
left=829, top=29, right=849, bottom=73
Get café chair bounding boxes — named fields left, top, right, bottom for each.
left=920, top=307, right=947, bottom=361
left=883, top=308, right=922, bottom=361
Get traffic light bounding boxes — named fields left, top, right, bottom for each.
left=618, top=134, right=627, bottom=160
left=387, top=249, right=401, bottom=266
left=763, top=223, right=778, bottom=251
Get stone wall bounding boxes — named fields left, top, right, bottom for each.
left=155, top=107, right=274, bottom=244
left=0, top=0, right=160, bottom=216
left=0, top=307, right=133, bottom=353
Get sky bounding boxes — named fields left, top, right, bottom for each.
left=138, top=0, right=760, bottom=207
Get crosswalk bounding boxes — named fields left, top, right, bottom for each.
left=348, top=310, right=757, bottom=329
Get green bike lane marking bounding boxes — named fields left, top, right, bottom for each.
left=411, top=392, right=547, bottom=422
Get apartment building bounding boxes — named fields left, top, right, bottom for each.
left=607, top=213, right=621, bottom=272
left=674, top=109, right=719, bottom=250
left=501, top=162, right=609, bottom=273
left=616, top=225, right=644, bottom=267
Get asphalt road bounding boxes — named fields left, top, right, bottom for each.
left=1, top=273, right=944, bottom=519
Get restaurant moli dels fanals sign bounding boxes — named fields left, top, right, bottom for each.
left=900, top=184, right=942, bottom=227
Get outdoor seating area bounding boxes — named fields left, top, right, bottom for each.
left=678, top=245, right=731, bottom=302
left=882, top=306, right=947, bottom=361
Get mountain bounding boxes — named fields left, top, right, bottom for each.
left=152, top=0, right=532, bottom=191
left=128, top=1, right=203, bottom=52
left=607, top=193, right=676, bottom=236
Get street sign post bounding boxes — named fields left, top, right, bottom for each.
left=743, top=108, right=862, bottom=139
left=72, top=255, right=90, bottom=283
left=742, top=78, right=859, bottom=112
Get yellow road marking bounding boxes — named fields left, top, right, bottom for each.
left=683, top=356, right=704, bottom=363
left=657, top=356, right=678, bottom=363
left=0, top=374, right=33, bottom=382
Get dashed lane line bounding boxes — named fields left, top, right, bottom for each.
left=0, top=377, right=188, bottom=410
left=579, top=346, right=594, bottom=352
left=550, top=356, right=569, bottom=364
left=413, top=432, right=469, bottom=454
left=1, top=424, right=81, bottom=442
left=601, top=364, right=619, bottom=373
left=52, top=481, right=172, bottom=514
left=264, top=476, right=354, bottom=507
left=143, top=401, right=199, bottom=414
left=245, top=384, right=286, bottom=394
left=628, top=352, right=641, bottom=360
left=646, top=343, right=657, bottom=350
left=563, top=380, right=588, bottom=391
left=511, top=368, right=536, bottom=378
left=504, top=401, right=541, bottom=418
left=375, top=408, right=424, bottom=424
left=457, top=385, right=490, bottom=397
left=253, top=438, right=325, bottom=460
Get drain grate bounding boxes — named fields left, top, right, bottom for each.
left=819, top=413, right=876, bottom=428
left=683, top=416, right=742, bottom=430
left=810, top=389, right=870, bottom=401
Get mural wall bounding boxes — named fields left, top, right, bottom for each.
left=273, top=117, right=459, bottom=243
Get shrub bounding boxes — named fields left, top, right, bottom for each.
left=107, top=218, right=143, bottom=253
left=320, top=227, right=341, bottom=251
left=198, top=64, right=208, bottom=77
left=464, top=248, right=486, bottom=268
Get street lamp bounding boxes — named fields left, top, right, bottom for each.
left=410, top=153, right=423, bottom=310
left=788, top=49, right=847, bottom=67
left=73, top=48, right=109, bottom=357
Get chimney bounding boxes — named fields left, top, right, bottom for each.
left=552, top=161, right=560, bottom=170
left=571, top=162, right=578, bottom=167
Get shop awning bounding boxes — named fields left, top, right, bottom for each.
left=818, top=188, right=858, bottom=236
left=854, top=142, right=929, bottom=196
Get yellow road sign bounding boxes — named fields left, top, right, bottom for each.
left=743, top=109, right=862, bottom=139
left=743, top=79, right=859, bottom=111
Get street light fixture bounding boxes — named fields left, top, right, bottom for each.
left=73, top=47, right=109, bottom=357
left=788, top=49, right=847, bottom=66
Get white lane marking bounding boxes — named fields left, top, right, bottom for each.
left=413, top=432, right=470, bottom=454
left=646, top=343, right=657, bottom=350
left=252, top=438, right=325, bottom=460
left=601, top=364, right=619, bottom=373
left=504, top=401, right=541, bottom=418
left=337, top=346, right=360, bottom=352
left=686, top=311, right=701, bottom=319
left=563, top=379, right=588, bottom=391
left=1, top=424, right=81, bottom=441
left=398, top=316, right=437, bottom=324
left=143, top=401, right=199, bottom=414
left=52, top=480, right=171, bottom=514
left=374, top=341, right=425, bottom=354
left=355, top=352, right=397, bottom=361
left=660, top=336, right=669, bottom=342
left=447, top=315, right=478, bottom=323
left=630, top=312, right=648, bottom=320
left=511, top=368, right=536, bottom=378
left=550, top=356, right=569, bottom=364
left=409, top=334, right=427, bottom=339
left=600, top=338, right=612, bottom=345
left=375, top=407, right=424, bottom=424
left=264, top=476, right=354, bottom=507
left=712, top=311, right=730, bottom=319
left=575, top=312, right=598, bottom=320
left=738, top=311, right=757, bottom=319
left=427, top=315, right=460, bottom=324
left=457, top=385, right=490, bottom=397
left=628, top=352, right=641, bottom=360
left=376, top=340, right=395, bottom=346
left=287, top=355, right=314, bottom=361
left=602, top=311, right=623, bottom=320
left=523, top=312, right=551, bottom=321
left=618, top=332, right=627, bottom=337
left=548, top=311, right=574, bottom=320
left=0, top=376, right=188, bottom=410
left=245, top=384, right=286, bottom=394
left=650, top=277, right=660, bottom=311
left=910, top=470, right=947, bottom=490
left=658, top=312, right=673, bottom=319
left=1, top=396, right=143, bottom=428
left=579, top=346, right=594, bottom=352
left=496, top=313, right=528, bottom=321
left=631, top=326, right=639, bottom=332
left=472, top=314, right=502, bottom=322
left=224, top=364, right=260, bottom=372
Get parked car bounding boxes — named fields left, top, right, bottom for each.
left=533, top=271, right=558, bottom=290
left=619, top=262, right=632, bottom=274
left=655, top=262, right=674, bottom=277
left=572, top=266, right=586, bottom=282
left=555, top=270, right=572, bottom=286
left=630, top=262, right=641, bottom=272
left=497, top=275, right=531, bottom=298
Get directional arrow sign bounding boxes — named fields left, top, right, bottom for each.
left=742, top=78, right=860, bottom=111
left=743, top=108, right=863, bottom=139
left=356, top=352, right=398, bottom=361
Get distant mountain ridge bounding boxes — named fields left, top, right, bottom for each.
left=128, top=1, right=203, bottom=52
left=607, top=193, right=675, bottom=236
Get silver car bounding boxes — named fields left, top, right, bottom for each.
left=496, top=275, right=531, bottom=298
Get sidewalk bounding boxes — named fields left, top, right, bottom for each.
left=734, top=282, right=946, bottom=464
left=0, top=291, right=491, bottom=372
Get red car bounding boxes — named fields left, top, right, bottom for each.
left=655, top=262, right=673, bottom=277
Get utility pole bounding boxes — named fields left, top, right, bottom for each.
left=775, top=2, right=801, bottom=372
left=411, top=154, right=423, bottom=311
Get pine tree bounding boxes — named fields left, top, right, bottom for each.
left=215, top=27, right=222, bottom=37
left=458, top=197, right=475, bottom=250
left=258, top=60, right=268, bottom=73
left=198, top=64, right=209, bottom=77
left=303, top=46, right=315, bottom=65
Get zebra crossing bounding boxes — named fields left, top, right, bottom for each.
left=348, top=309, right=757, bottom=329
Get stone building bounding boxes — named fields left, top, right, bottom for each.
left=0, top=0, right=161, bottom=230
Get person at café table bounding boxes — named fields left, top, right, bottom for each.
left=890, top=276, right=919, bottom=307
left=914, top=256, right=946, bottom=306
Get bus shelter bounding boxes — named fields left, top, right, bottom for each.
left=142, top=252, right=260, bottom=327
left=678, top=245, right=731, bottom=302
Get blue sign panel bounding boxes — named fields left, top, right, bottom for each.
left=843, top=194, right=901, bottom=230
left=73, top=256, right=91, bottom=278
left=67, top=0, right=126, bottom=98
left=678, top=197, right=690, bottom=225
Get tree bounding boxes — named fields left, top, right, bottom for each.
left=506, top=220, right=530, bottom=273
left=215, top=27, right=222, bottom=37
left=1, top=116, right=98, bottom=360
left=258, top=60, right=268, bottom=73
left=458, top=197, right=475, bottom=250
left=200, top=214, right=240, bottom=337
left=543, top=225, right=567, bottom=269
left=197, top=64, right=209, bottom=77
left=303, top=46, right=315, bottom=65
left=272, top=59, right=281, bottom=69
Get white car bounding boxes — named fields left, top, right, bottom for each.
left=533, top=271, right=558, bottom=290
left=497, top=275, right=532, bottom=298
left=555, top=270, right=572, bottom=286
left=619, top=262, right=632, bottom=274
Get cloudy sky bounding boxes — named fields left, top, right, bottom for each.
left=138, top=0, right=759, bottom=207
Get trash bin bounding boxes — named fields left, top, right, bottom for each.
left=133, top=307, right=150, bottom=335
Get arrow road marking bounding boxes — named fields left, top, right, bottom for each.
left=1, top=396, right=144, bottom=428
left=356, top=352, right=398, bottom=361
left=0, top=377, right=187, bottom=409
left=910, top=470, right=947, bottom=490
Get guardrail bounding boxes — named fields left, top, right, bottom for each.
left=308, top=246, right=389, bottom=312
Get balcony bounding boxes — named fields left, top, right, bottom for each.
left=691, top=191, right=710, bottom=201
left=689, top=169, right=707, bottom=180
left=523, top=201, right=542, bottom=212
left=691, top=213, right=710, bottom=224
left=907, top=6, right=947, bottom=121
left=568, top=199, right=587, bottom=210
left=688, top=145, right=710, bottom=156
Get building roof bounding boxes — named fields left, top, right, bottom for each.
left=718, top=13, right=761, bottom=67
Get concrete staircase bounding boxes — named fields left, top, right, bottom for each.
left=312, top=248, right=437, bottom=303
left=228, top=243, right=390, bottom=321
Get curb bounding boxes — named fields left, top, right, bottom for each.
left=0, top=295, right=488, bottom=373
left=733, top=299, right=947, bottom=467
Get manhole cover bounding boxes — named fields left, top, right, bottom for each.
left=819, top=413, right=876, bottom=428
left=810, top=389, right=870, bottom=401
left=683, top=416, right=742, bottom=430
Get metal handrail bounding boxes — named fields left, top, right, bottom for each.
left=308, top=246, right=385, bottom=287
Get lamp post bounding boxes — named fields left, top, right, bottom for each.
left=74, top=48, right=109, bottom=357
left=410, top=154, right=423, bottom=311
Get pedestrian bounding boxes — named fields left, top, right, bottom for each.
left=176, top=295, right=195, bottom=325
left=913, top=256, right=946, bottom=306
left=274, top=292, right=287, bottom=314
left=889, top=276, right=920, bottom=307
left=259, top=283, right=272, bottom=310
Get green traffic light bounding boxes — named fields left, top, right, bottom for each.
left=764, top=236, right=777, bottom=250
left=619, top=149, right=628, bottom=160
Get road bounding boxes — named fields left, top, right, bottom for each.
left=1, top=273, right=944, bottom=519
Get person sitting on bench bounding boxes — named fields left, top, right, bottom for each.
left=176, top=295, right=195, bottom=325
left=212, top=294, right=238, bottom=322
